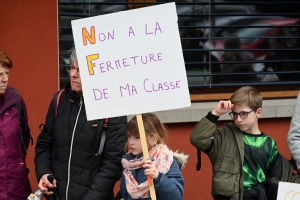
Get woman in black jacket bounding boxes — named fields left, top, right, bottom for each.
left=34, top=49, right=127, bottom=200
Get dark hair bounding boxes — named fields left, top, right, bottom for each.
left=0, top=50, right=13, bottom=69
left=125, top=113, right=168, bottom=152
left=222, top=33, right=248, bottom=63
left=223, top=33, right=241, bottom=49
left=269, top=28, right=287, bottom=48
left=221, top=33, right=257, bottom=82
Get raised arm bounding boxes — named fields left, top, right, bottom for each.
left=190, top=100, right=233, bottom=152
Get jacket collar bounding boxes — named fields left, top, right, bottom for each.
left=65, top=82, right=83, bottom=102
left=0, top=86, right=21, bottom=115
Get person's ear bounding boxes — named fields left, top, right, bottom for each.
left=256, top=108, right=262, bottom=118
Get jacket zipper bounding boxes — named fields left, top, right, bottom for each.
left=66, top=96, right=83, bottom=200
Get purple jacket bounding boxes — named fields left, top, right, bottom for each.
left=0, top=86, right=31, bottom=200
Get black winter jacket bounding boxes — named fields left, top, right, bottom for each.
left=35, top=83, right=127, bottom=200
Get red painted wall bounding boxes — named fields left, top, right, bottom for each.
left=0, top=0, right=59, bottom=191
left=0, top=2, right=294, bottom=200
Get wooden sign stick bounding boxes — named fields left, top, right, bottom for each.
left=136, top=114, right=157, bottom=200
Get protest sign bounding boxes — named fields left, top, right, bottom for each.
left=71, top=2, right=190, bottom=120
left=277, top=182, right=300, bottom=200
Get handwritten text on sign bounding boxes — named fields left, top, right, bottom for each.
left=72, top=3, right=191, bottom=120
left=277, top=182, right=300, bottom=200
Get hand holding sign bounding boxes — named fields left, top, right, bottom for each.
left=136, top=114, right=156, bottom=200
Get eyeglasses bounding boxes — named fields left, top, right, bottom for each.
left=66, top=65, right=80, bottom=73
left=229, top=110, right=254, bottom=120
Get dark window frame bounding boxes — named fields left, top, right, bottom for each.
left=58, top=0, right=300, bottom=101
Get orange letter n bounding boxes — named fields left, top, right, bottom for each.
left=82, top=26, right=96, bottom=46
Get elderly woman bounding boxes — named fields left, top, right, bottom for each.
left=0, top=50, right=31, bottom=200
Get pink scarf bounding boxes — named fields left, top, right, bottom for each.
left=121, top=144, right=173, bottom=199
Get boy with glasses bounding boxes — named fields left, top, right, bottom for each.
left=190, top=86, right=278, bottom=200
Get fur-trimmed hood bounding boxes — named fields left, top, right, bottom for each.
left=173, top=151, right=189, bottom=170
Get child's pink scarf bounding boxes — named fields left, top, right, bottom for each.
left=121, top=144, right=173, bottom=199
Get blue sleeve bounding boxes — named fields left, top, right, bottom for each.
left=154, top=160, right=184, bottom=200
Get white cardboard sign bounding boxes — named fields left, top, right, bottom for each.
left=71, top=2, right=191, bottom=120
left=277, top=182, right=300, bottom=200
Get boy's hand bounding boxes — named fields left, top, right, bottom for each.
left=212, top=100, right=234, bottom=116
